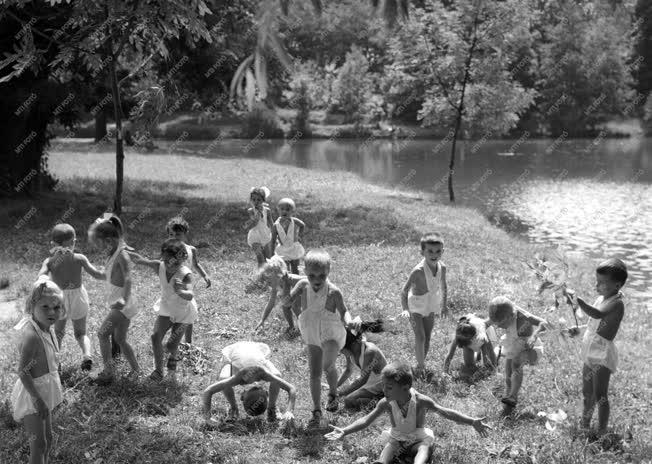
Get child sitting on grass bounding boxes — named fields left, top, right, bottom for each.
left=12, top=278, right=64, bottom=464
left=270, top=197, right=305, bottom=274
left=254, top=255, right=302, bottom=336
left=488, top=296, right=547, bottom=415
left=564, top=258, right=627, bottom=436
left=244, top=186, right=274, bottom=267
left=400, top=233, right=448, bottom=377
left=443, top=313, right=498, bottom=375
left=287, top=249, right=360, bottom=426
left=325, top=362, right=490, bottom=464
left=165, top=216, right=211, bottom=345
left=337, top=324, right=388, bottom=410
left=201, top=341, right=296, bottom=424
left=89, top=214, right=141, bottom=385
left=129, top=239, right=197, bottom=381
left=38, top=223, right=106, bottom=371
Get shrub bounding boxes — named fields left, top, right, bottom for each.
left=239, top=105, right=284, bottom=139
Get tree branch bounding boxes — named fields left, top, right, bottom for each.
left=422, top=35, right=458, bottom=111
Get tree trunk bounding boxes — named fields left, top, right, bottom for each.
left=94, top=107, right=107, bottom=142
left=109, top=57, right=124, bottom=216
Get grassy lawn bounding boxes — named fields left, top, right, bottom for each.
left=0, top=147, right=650, bottom=463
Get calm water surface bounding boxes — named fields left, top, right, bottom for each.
left=91, top=137, right=652, bottom=301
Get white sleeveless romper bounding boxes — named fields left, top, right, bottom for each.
left=247, top=208, right=272, bottom=247
left=11, top=319, right=63, bottom=421
left=581, top=293, right=621, bottom=373
left=408, top=259, right=443, bottom=316
left=382, top=388, right=434, bottom=446
left=274, top=218, right=305, bottom=261
left=298, top=282, right=346, bottom=349
left=153, top=263, right=198, bottom=324
left=502, top=312, right=543, bottom=362
left=106, top=242, right=138, bottom=319
left=219, top=341, right=281, bottom=379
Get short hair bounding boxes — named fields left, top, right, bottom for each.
left=259, top=255, right=287, bottom=280
left=278, top=198, right=296, bottom=210
left=161, top=238, right=188, bottom=263
left=304, top=249, right=331, bottom=272
left=250, top=186, right=270, bottom=201
left=381, top=361, right=413, bottom=388
left=488, top=296, right=515, bottom=322
left=420, top=233, right=444, bottom=250
left=51, top=223, right=75, bottom=245
left=241, top=386, right=268, bottom=416
left=26, top=277, right=64, bottom=317
left=88, top=214, right=124, bottom=242
left=166, top=216, right=189, bottom=234
left=596, top=258, right=628, bottom=285
left=455, top=316, right=477, bottom=347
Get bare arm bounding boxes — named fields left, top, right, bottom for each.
left=263, top=371, right=297, bottom=413
left=126, top=251, right=160, bottom=273
left=37, top=258, right=50, bottom=277
left=400, top=270, right=417, bottom=313
left=256, top=285, right=279, bottom=329
left=440, top=263, right=448, bottom=316
left=481, top=341, right=497, bottom=368
left=270, top=223, right=278, bottom=252
left=265, top=206, right=274, bottom=230
left=443, top=339, right=457, bottom=372
left=341, top=399, right=388, bottom=436
left=17, top=331, right=43, bottom=402
left=337, top=353, right=354, bottom=388
left=294, top=218, right=305, bottom=242
left=116, top=251, right=132, bottom=304
left=189, top=246, right=208, bottom=279
left=174, top=273, right=194, bottom=301
left=577, top=296, right=622, bottom=320
left=425, top=397, right=490, bottom=436
left=332, top=287, right=353, bottom=327
left=287, top=279, right=308, bottom=309
left=76, top=254, right=105, bottom=280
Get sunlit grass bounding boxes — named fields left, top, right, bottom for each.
left=0, top=149, right=649, bottom=463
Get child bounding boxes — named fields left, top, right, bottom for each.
left=325, top=362, right=490, bottom=464
left=11, top=277, right=64, bottom=464
left=400, top=233, right=448, bottom=376
left=270, top=197, right=305, bottom=274
left=337, top=325, right=388, bottom=410
left=166, top=216, right=211, bottom=345
left=38, top=223, right=105, bottom=371
left=488, top=296, right=547, bottom=415
left=254, top=255, right=303, bottom=336
left=201, top=340, right=296, bottom=424
left=88, top=214, right=141, bottom=384
left=287, top=249, right=360, bottom=425
left=129, top=239, right=197, bottom=381
left=565, top=258, right=627, bottom=436
left=244, top=186, right=274, bottom=267
left=443, top=314, right=498, bottom=374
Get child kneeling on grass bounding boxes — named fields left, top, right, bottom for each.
left=201, top=341, right=296, bottom=424
left=325, top=362, right=490, bottom=464
left=443, top=313, right=498, bottom=375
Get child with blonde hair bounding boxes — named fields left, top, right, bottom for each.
left=166, top=216, right=211, bottom=345
left=38, top=223, right=105, bottom=371
left=254, top=255, right=302, bottom=336
left=325, top=362, right=490, bottom=464
left=129, top=239, right=197, bottom=381
left=271, top=197, right=305, bottom=274
left=11, top=277, right=65, bottom=464
left=244, top=186, right=274, bottom=267
left=565, top=258, right=627, bottom=436
left=88, top=214, right=141, bottom=384
left=400, top=233, right=448, bottom=377
left=443, top=313, right=498, bottom=374
left=488, top=296, right=547, bottom=415
left=287, top=249, right=360, bottom=426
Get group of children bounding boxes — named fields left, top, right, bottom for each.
left=10, top=185, right=628, bottom=464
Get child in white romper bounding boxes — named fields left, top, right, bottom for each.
left=443, top=313, right=499, bottom=374
left=271, top=197, right=305, bottom=274
left=244, top=186, right=274, bottom=267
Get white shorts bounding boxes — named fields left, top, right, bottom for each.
left=60, top=286, right=90, bottom=320
left=381, top=427, right=435, bottom=448
left=298, top=311, right=346, bottom=349
left=582, top=334, right=618, bottom=373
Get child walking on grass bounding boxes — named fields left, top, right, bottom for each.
left=488, top=296, right=547, bottom=415
left=166, top=216, right=211, bottom=345
left=325, top=362, right=490, bottom=464
left=38, top=223, right=105, bottom=371
left=244, top=186, right=274, bottom=267
left=129, top=239, right=197, bottom=381
left=287, top=249, right=360, bottom=426
left=271, top=197, right=305, bottom=274
left=565, top=258, right=627, bottom=436
left=89, top=214, right=141, bottom=385
left=12, top=277, right=64, bottom=464
left=443, top=313, right=498, bottom=375
left=400, top=233, right=448, bottom=377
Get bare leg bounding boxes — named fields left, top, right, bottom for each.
left=409, top=313, right=426, bottom=371
left=504, top=359, right=513, bottom=395
left=54, top=319, right=67, bottom=348
left=343, top=389, right=381, bottom=410
left=422, top=313, right=435, bottom=359
left=23, top=413, right=47, bottom=464
left=98, top=311, right=117, bottom=375
left=306, top=344, right=323, bottom=411
left=594, top=365, right=612, bottom=434
left=413, top=443, right=432, bottom=464
left=44, top=412, right=52, bottom=464
left=378, top=441, right=400, bottom=464
left=322, top=340, right=340, bottom=409
left=165, top=322, right=186, bottom=373
left=111, top=311, right=139, bottom=373
left=281, top=304, right=296, bottom=329
left=72, top=317, right=92, bottom=360
left=507, top=360, right=524, bottom=402
left=462, top=347, right=477, bottom=369
left=151, top=316, right=172, bottom=375
left=251, top=243, right=266, bottom=267
left=184, top=324, right=193, bottom=344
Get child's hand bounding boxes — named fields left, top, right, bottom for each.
left=399, top=310, right=411, bottom=319
left=563, top=287, right=578, bottom=307
left=471, top=416, right=491, bottom=437
left=324, top=425, right=345, bottom=440
left=204, top=277, right=212, bottom=288
left=33, top=397, right=49, bottom=419
left=173, top=278, right=185, bottom=293
left=110, top=298, right=126, bottom=310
